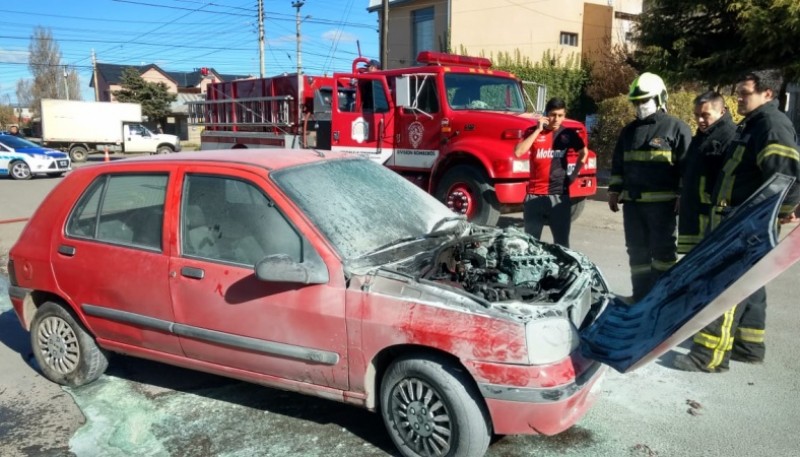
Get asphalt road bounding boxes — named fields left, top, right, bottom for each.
left=1, top=169, right=799, bottom=457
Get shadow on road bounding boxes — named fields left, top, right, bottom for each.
left=97, top=355, right=398, bottom=455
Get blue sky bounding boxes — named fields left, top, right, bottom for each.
left=0, top=0, right=379, bottom=104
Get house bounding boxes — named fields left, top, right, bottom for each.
left=91, top=63, right=251, bottom=142
left=367, top=0, right=644, bottom=68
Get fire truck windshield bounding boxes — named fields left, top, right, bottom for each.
left=445, top=73, right=525, bottom=112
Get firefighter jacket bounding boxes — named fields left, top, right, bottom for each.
left=678, top=112, right=737, bottom=253
left=609, top=111, right=692, bottom=203
left=711, top=100, right=800, bottom=227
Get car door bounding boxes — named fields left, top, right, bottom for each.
left=581, top=174, right=800, bottom=372
left=167, top=166, right=349, bottom=389
left=124, top=123, right=154, bottom=153
left=392, top=74, right=442, bottom=170
left=330, top=74, right=394, bottom=165
left=51, top=170, right=182, bottom=355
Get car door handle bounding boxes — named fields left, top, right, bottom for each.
left=58, top=245, right=76, bottom=256
left=181, top=266, right=205, bottom=279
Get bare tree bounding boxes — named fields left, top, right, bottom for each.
left=27, top=27, right=81, bottom=114
left=16, top=79, right=33, bottom=111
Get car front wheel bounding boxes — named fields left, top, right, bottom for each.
left=9, top=160, right=32, bottom=180
left=30, top=301, right=109, bottom=387
left=156, top=145, right=174, bottom=155
left=381, top=353, right=492, bottom=457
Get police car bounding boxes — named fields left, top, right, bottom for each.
left=0, top=133, right=71, bottom=180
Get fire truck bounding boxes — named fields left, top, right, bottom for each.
left=189, top=52, right=597, bottom=226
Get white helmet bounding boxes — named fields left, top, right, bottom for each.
left=628, top=72, right=668, bottom=108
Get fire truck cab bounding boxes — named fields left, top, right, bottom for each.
left=191, top=52, right=597, bottom=226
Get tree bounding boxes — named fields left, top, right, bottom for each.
left=112, top=68, right=176, bottom=124
left=634, top=0, right=800, bottom=86
left=27, top=27, right=81, bottom=113
left=584, top=41, right=639, bottom=102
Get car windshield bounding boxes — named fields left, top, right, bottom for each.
left=445, top=73, right=525, bottom=112
left=0, top=135, right=40, bottom=149
left=272, top=158, right=457, bottom=260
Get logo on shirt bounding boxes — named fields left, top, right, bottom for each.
left=535, top=148, right=567, bottom=159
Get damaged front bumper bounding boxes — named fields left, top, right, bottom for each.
left=472, top=354, right=606, bottom=435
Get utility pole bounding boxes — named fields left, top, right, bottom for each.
left=92, top=49, right=100, bottom=101
left=381, top=0, right=389, bottom=68
left=258, top=0, right=265, bottom=78
left=63, top=65, right=70, bottom=101
left=292, top=0, right=304, bottom=138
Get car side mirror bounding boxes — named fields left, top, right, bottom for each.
left=255, top=253, right=329, bottom=285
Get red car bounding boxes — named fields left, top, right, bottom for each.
left=8, top=149, right=611, bottom=456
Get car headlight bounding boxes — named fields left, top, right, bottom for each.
left=512, top=159, right=530, bottom=173
left=525, top=317, right=580, bottom=365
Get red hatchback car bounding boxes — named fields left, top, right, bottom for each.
left=8, top=149, right=611, bottom=456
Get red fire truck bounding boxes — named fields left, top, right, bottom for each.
left=190, top=52, right=597, bottom=225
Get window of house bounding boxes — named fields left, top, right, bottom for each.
left=413, top=7, right=435, bottom=59
left=560, top=32, right=578, bottom=47
left=67, top=174, right=168, bottom=250
left=181, top=174, right=302, bottom=266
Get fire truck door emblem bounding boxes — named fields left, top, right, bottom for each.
left=351, top=117, right=368, bottom=144
left=408, top=121, right=424, bottom=149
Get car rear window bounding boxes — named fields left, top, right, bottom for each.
left=66, top=174, right=168, bottom=250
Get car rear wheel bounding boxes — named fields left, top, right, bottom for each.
left=9, top=160, right=32, bottom=180
left=69, top=146, right=88, bottom=163
left=30, top=301, right=109, bottom=387
left=381, top=353, right=492, bottom=457
left=435, top=165, right=500, bottom=226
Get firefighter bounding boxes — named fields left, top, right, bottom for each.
left=608, top=73, right=691, bottom=301
left=674, top=70, right=800, bottom=373
left=677, top=91, right=736, bottom=254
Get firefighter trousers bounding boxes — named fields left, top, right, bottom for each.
left=622, top=200, right=677, bottom=301
left=523, top=194, right=572, bottom=248
left=688, top=287, right=767, bottom=370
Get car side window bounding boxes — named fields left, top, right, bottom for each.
left=66, top=174, right=167, bottom=250
left=181, top=174, right=302, bottom=266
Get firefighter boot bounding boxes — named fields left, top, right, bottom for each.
left=672, top=353, right=728, bottom=373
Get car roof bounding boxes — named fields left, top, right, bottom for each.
left=101, top=148, right=355, bottom=171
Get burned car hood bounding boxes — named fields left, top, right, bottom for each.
left=581, top=174, right=800, bottom=372
left=346, top=225, right=610, bottom=322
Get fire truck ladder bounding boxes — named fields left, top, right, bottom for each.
left=188, top=95, right=295, bottom=130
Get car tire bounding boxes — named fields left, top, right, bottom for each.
left=9, top=160, right=32, bottom=180
left=436, top=165, right=501, bottom=226
left=69, top=146, right=88, bottom=163
left=156, top=145, right=174, bottom=155
left=30, top=301, right=109, bottom=387
left=381, top=353, right=492, bottom=457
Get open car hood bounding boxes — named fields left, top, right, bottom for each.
left=581, top=174, right=800, bottom=372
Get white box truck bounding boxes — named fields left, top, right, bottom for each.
left=39, top=99, right=182, bottom=162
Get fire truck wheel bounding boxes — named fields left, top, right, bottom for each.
left=570, top=197, right=586, bottom=221
left=436, top=165, right=500, bottom=226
